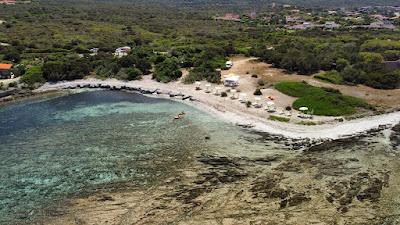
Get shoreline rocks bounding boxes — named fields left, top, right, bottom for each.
left=3, top=80, right=400, bottom=146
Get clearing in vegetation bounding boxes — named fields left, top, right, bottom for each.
left=274, top=81, right=371, bottom=116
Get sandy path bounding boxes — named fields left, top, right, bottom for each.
left=35, top=77, right=400, bottom=140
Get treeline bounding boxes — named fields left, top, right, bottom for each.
left=1, top=0, right=399, bottom=90
left=19, top=44, right=234, bottom=87
left=99, top=0, right=400, bottom=9
left=250, top=37, right=400, bottom=89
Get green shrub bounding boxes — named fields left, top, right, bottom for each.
left=153, top=58, right=182, bottom=83
left=221, top=92, right=227, bottom=97
left=257, top=79, right=265, bottom=86
left=8, top=81, right=17, bottom=88
left=184, top=69, right=221, bottom=84
left=297, top=121, right=318, bottom=126
left=96, top=63, right=117, bottom=78
left=246, top=101, right=252, bottom=108
left=383, top=50, right=400, bottom=61
left=335, top=58, right=349, bottom=72
left=42, top=57, right=90, bottom=81
left=359, top=52, right=384, bottom=64
left=3, top=49, right=21, bottom=63
left=253, top=88, right=262, bottom=95
left=360, top=39, right=400, bottom=52
left=20, top=66, right=45, bottom=85
left=315, top=70, right=343, bottom=84
left=269, top=115, right=290, bottom=122
left=126, top=68, right=142, bottom=80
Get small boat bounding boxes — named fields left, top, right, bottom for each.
left=174, top=112, right=186, bottom=120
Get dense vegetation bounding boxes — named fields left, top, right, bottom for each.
left=118, top=0, right=400, bottom=10
left=153, top=58, right=182, bottom=82
left=251, top=37, right=400, bottom=89
left=314, top=70, right=343, bottom=84
left=275, top=81, right=371, bottom=116
left=269, top=115, right=290, bottom=122
left=20, top=66, right=44, bottom=87
left=0, top=0, right=399, bottom=89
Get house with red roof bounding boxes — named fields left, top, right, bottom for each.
left=0, top=64, right=13, bottom=79
left=0, top=0, right=16, bottom=5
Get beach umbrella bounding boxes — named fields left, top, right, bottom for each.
left=230, top=89, right=238, bottom=99
left=266, top=101, right=275, bottom=106
left=205, top=84, right=211, bottom=92
left=239, top=93, right=247, bottom=101
left=214, top=86, right=222, bottom=95
left=299, top=107, right=309, bottom=112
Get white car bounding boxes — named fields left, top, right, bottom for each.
left=225, top=61, right=233, bottom=69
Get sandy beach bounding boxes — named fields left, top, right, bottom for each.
left=34, top=76, right=400, bottom=140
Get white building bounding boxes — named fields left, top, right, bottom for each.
left=114, top=46, right=132, bottom=58
left=89, top=48, right=99, bottom=56
left=324, top=21, right=341, bottom=29
left=290, top=22, right=315, bottom=30
left=223, top=75, right=240, bottom=87
left=369, top=21, right=396, bottom=30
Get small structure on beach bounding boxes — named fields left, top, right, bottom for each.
left=214, top=86, right=222, bottom=96
left=298, top=106, right=313, bottom=119
left=266, top=101, right=276, bottom=112
left=195, top=81, right=202, bottom=90
left=239, top=93, right=247, bottom=103
left=205, top=84, right=211, bottom=93
left=230, top=89, right=238, bottom=99
left=223, top=75, right=240, bottom=87
left=0, top=63, right=13, bottom=79
left=253, top=97, right=262, bottom=108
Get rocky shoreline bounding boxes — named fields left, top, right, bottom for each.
left=43, top=123, right=400, bottom=225
left=2, top=78, right=400, bottom=141
left=3, top=84, right=396, bottom=225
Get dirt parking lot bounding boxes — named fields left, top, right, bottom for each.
left=224, top=56, right=400, bottom=109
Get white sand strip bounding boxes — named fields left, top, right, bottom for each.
left=35, top=78, right=400, bottom=140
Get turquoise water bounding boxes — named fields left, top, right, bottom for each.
left=0, top=90, right=269, bottom=224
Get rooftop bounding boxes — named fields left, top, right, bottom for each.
left=0, top=64, right=13, bottom=70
